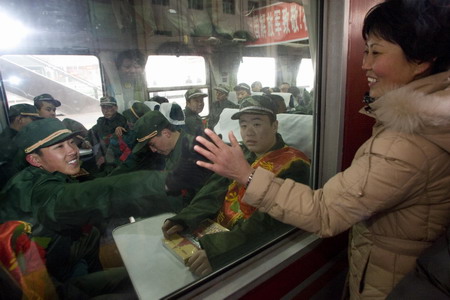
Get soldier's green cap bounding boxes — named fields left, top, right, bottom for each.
left=185, top=88, right=207, bottom=101
left=231, top=95, right=277, bottom=120
left=133, top=110, right=170, bottom=153
left=233, top=83, right=251, bottom=93
left=100, top=96, right=117, bottom=106
left=33, top=93, right=61, bottom=107
left=214, top=84, right=230, bottom=95
left=15, top=118, right=77, bottom=154
left=123, top=102, right=151, bottom=124
left=9, top=104, right=41, bottom=119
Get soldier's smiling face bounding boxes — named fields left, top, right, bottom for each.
left=27, top=139, right=80, bottom=175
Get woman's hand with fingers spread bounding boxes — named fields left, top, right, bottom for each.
left=194, top=129, right=254, bottom=185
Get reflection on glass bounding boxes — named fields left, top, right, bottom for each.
left=0, top=0, right=317, bottom=298
left=0, top=55, right=102, bottom=128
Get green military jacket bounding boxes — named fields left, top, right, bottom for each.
left=87, top=113, right=128, bottom=156
left=0, top=127, right=18, bottom=188
left=110, top=130, right=192, bottom=174
left=207, top=99, right=238, bottom=130
left=168, top=134, right=311, bottom=269
left=0, top=166, right=170, bottom=235
left=109, top=131, right=198, bottom=212
left=183, top=107, right=204, bottom=136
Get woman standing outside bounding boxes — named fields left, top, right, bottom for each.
left=193, top=0, right=450, bottom=298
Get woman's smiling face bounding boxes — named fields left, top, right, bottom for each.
left=362, top=34, right=430, bottom=99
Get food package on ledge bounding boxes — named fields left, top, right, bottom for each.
left=162, top=219, right=229, bottom=265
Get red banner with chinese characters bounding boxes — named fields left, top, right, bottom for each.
left=246, top=2, right=308, bottom=46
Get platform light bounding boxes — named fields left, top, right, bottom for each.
left=5, top=75, right=22, bottom=86
left=0, top=12, right=30, bottom=50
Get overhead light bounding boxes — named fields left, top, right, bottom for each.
left=6, top=76, right=22, bottom=86
left=0, top=11, right=30, bottom=50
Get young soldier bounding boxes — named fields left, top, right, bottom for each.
left=233, top=82, right=251, bottom=103
left=162, top=95, right=311, bottom=276
left=0, top=104, right=41, bottom=188
left=183, top=88, right=207, bottom=136
left=34, top=93, right=61, bottom=119
left=34, top=93, right=92, bottom=149
left=251, top=81, right=262, bottom=92
left=112, top=110, right=211, bottom=211
left=87, top=96, right=127, bottom=169
left=109, top=110, right=184, bottom=175
left=279, top=82, right=290, bottom=93
left=0, top=118, right=193, bottom=295
left=104, top=101, right=150, bottom=169
left=207, top=84, right=238, bottom=130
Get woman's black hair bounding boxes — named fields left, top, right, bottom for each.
left=362, top=0, right=450, bottom=74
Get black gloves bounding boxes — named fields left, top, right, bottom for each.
left=165, top=135, right=214, bottom=194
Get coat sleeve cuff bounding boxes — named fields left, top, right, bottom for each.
left=243, top=167, right=284, bottom=210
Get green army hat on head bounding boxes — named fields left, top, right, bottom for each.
left=231, top=95, right=277, bottom=120
left=15, top=118, right=78, bottom=154
left=100, top=96, right=118, bottom=106
left=214, top=84, right=230, bottom=95
left=233, top=83, right=251, bottom=93
left=123, top=102, right=151, bottom=123
left=185, top=88, right=207, bottom=101
left=9, top=104, right=41, bottom=119
left=33, top=93, right=62, bottom=107
left=133, top=110, right=170, bottom=153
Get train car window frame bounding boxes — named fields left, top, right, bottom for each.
left=0, top=0, right=323, bottom=298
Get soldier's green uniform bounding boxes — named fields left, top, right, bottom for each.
left=183, top=88, right=207, bottom=136
left=110, top=110, right=199, bottom=211
left=0, top=127, right=20, bottom=185
left=0, top=104, right=41, bottom=189
left=168, top=134, right=310, bottom=269
left=105, top=102, right=150, bottom=170
left=87, top=96, right=127, bottom=175
left=183, top=106, right=204, bottom=135
left=208, top=84, right=238, bottom=130
left=87, top=113, right=127, bottom=152
left=0, top=118, right=174, bottom=295
left=167, top=96, right=311, bottom=270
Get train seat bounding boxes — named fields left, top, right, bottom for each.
left=213, top=108, right=313, bottom=159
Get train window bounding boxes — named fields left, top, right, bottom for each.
left=223, top=0, right=236, bottom=14
left=152, top=0, right=170, bottom=6
left=188, top=0, right=204, bottom=10
left=297, top=58, right=314, bottom=91
left=0, top=0, right=318, bottom=298
left=146, top=55, right=209, bottom=116
left=0, top=55, right=102, bottom=128
left=237, top=56, right=276, bottom=88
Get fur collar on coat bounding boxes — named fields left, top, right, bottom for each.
left=367, top=70, right=450, bottom=151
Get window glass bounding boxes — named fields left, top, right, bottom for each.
left=237, top=57, right=276, bottom=88
left=188, top=0, right=204, bottom=10
left=146, top=56, right=206, bottom=88
left=146, top=55, right=209, bottom=115
left=223, top=0, right=235, bottom=14
left=0, top=0, right=318, bottom=298
left=152, top=0, right=169, bottom=6
left=296, top=58, right=314, bottom=91
left=0, top=55, right=102, bottom=128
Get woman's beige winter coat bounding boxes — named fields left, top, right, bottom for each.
left=243, top=71, right=450, bottom=299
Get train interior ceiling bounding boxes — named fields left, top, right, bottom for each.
left=0, top=0, right=316, bottom=129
